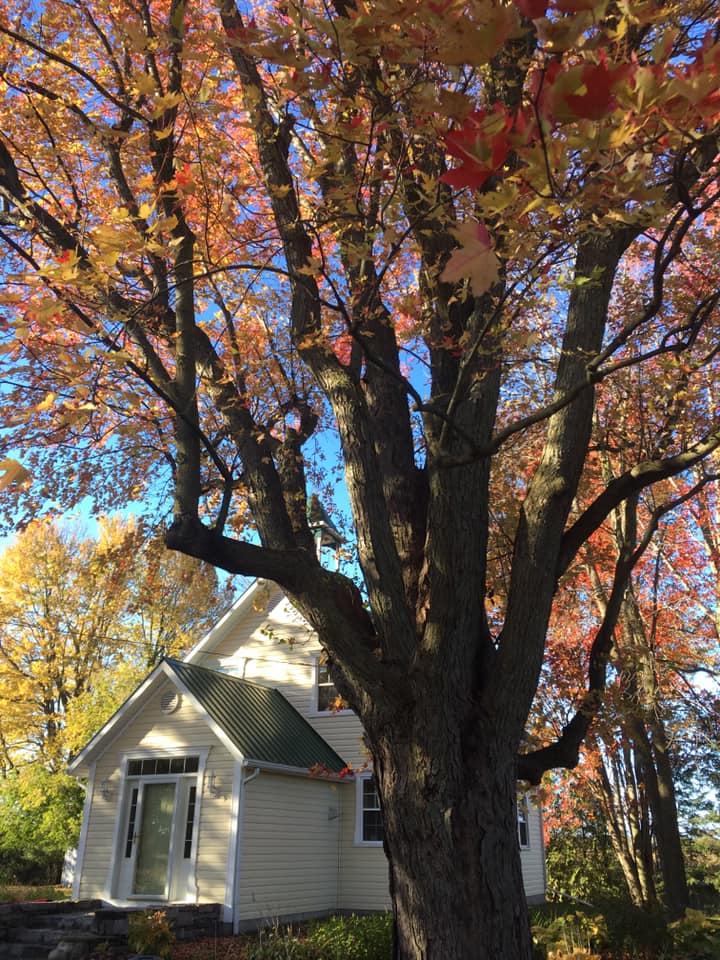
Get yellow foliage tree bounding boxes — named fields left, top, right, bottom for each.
left=0, top=518, right=234, bottom=771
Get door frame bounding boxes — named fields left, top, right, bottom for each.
left=106, top=747, right=210, bottom=904
left=126, top=777, right=179, bottom=900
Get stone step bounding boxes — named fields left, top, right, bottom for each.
left=22, top=912, right=97, bottom=931
left=13, top=927, right=101, bottom=946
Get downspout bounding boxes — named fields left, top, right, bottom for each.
left=232, top=765, right=261, bottom=934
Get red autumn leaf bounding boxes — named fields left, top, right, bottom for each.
left=528, top=59, right=563, bottom=128
left=563, top=58, right=628, bottom=121
left=174, top=164, right=195, bottom=190
left=441, top=107, right=512, bottom=192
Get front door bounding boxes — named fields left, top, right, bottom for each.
left=133, top=780, right=177, bottom=896
left=117, top=778, right=179, bottom=900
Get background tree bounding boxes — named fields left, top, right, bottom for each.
left=0, top=517, right=233, bottom=769
left=0, top=1, right=719, bottom=956
left=0, top=517, right=233, bottom=883
left=0, top=766, right=84, bottom=885
left=0, top=519, right=130, bottom=770
left=536, top=467, right=720, bottom=916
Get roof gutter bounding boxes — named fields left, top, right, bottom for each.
left=244, top=758, right=352, bottom=781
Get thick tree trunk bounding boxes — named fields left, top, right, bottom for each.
left=368, top=715, right=533, bottom=960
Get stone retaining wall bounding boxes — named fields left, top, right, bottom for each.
left=95, top=903, right=226, bottom=941
left=0, top=899, right=226, bottom=955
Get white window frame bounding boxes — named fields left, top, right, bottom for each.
left=310, top=656, right=353, bottom=716
left=517, top=794, right=530, bottom=849
left=354, top=772, right=384, bottom=846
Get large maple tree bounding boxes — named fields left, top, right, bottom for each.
left=1, top=0, right=719, bottom=956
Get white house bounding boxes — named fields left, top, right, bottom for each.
left=68, top=580, right=546, bottom=931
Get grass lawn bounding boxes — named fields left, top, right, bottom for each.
left=0, top=884, right=71, bottom=903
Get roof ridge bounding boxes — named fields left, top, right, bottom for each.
left=166, top=657, right=280, bottom=694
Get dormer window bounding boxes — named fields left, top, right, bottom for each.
left=317, top=661, right=336, bottom=711
left=314, top=658, right=348, bottom=713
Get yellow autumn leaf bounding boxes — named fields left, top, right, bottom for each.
left=133, top=71, right=156, bottom=96
left=35, top=392, right=57, bottom=412
left=0, top=458, right=30, bottom=490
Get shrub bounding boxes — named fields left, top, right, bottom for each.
left=531, top=909, right=607, bottom=959
left=596, top=898, right=669, bottom=959
left=245, top=915, right=392, bottom=960
left=0, top=768, right=84, bottom=885
left=246, top=926, right=316, bottom=960
left=666, top=909, right=720, bottom=959
left=306, top=913, right=392, bottom=960
left=127, top=909, right=175, bottom=960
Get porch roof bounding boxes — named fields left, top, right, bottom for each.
left=164, top=658, right=348, bottom=773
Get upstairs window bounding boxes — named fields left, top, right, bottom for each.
left=315, top=659, right=348, bottom=713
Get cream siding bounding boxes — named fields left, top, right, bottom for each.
left=238, top=772, right=342, bottom=922
left=77, top=678, right=235, bottom=906
left=338, top=783, right=391, bottom=912
left=520, top=797, right=547, bottom=901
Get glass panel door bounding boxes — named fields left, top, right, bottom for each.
left=133, top=781, right=176, bottom=896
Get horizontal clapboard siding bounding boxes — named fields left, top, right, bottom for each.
left=238, top=773, right=341, bottom=921
left=338, top=782, right=391, bottom=912
left=520, top=797, right=547, bottom=899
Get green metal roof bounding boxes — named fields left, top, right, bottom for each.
left=164, top=659, right=347, bottom=773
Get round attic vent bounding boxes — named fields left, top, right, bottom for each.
left=160, top=690, right=180, bottom=714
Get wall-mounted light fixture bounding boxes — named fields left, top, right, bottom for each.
left=100, top=777, right=113, bottom=801
left=207, top=772, right=220, bottom=798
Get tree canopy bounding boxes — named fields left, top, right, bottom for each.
left=0, top=1, right=719, bottom=956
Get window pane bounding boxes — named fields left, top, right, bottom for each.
left=317, top=684, right=336, bottom=711
left=170, top=758, right=185, bottom=773
left=141, top=758, right=156, bottom=776
left=184, top=756, right=199, bottom=773
left=133, top=782, right=176, bottom=895
left=183, top=785, right=197, bottom=859
left=518, top=819, right=529, bottom=847
left=155, top=758, right=170, bottom=775
left=517, top=799, right=529, bottom=848
left=363, top=778, right=380, bottom=808
left=363, top=810, right=383, bottom=842
left=124, top=787, right=139, bottom=858
left=127, top=760, right=142, bottom=776
left=362, top=777, right=383, bottom=842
